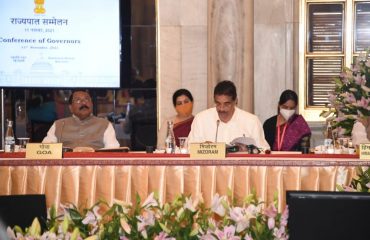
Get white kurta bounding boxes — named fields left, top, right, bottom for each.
left=188, top=107, right=270, bottom=149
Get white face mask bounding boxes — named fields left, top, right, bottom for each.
left=280, top=108, right=295, bottom=121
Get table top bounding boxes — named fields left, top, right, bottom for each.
left=1, top=152, right=368, bottom=167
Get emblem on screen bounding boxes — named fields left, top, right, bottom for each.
left=34, top=0, right=46, bottom=14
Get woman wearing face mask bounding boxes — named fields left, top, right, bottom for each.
left=157, top=89, right=194, bottom=149
left=263, top=90, right=311, bottom=151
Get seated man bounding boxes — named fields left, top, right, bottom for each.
left=43, top=90, right=120, bottom=149
left=188, top=80, right=270, bottom=150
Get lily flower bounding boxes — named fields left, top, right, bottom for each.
left=229, top=207, right=251, bottom=233
left=120, top=218, right=131, bottom=234
left=137, top=210, right=155, bottom=232
left=184, top=197, right=196, bottom=212
left=211, top=193, right=228, bottom=216
left=199, top=230, right=217, bottom=240
left=280, top=206, right=289, bottom=227
left=361, top=85, right=370, bottom=93
left=154, top=231, right=176, bottom=240
left=214, top=225, right=241, bottom=240
left=142, top=192, right=158, bottom=209
left=244, top=234, right=253, bottom=240
left=82, top=208, right=97, bottom=225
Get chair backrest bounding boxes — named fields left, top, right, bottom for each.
left=0, top=194, right=47, bottom=230
left=131, top=119, right=157, bottom=151
left=30, top=121, right=53, bottom=142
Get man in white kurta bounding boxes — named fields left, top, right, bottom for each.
left=188, top=80, right=270, bottom=150
left=188, top=107, right=269, bottom=149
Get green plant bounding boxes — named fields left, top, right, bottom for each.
left=321, top=49, right=370, bottom=136
left=7, top=192, right=289, bottom=240
left=338, top=167, right=370, bottom=192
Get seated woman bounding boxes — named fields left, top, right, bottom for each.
left=157, top=89, right=194, bottom=149
left=263, top=90, right=311, bottom=151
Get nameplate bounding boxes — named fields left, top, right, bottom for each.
left=26, top=143, right=63, bottom=159
left=189, top=143, right=226, bottom=159
left=359, top=144, right=370, bottom=160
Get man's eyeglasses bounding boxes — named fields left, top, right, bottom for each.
left=72, top=98, right=91, bottom=104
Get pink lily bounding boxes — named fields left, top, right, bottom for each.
left=154, top=231, right=176, bottom=240
left=214, top=225, right=241, bottom=240
left=211, top=194, right=227, bottom=217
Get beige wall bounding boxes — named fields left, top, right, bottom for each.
left=158, top=0, right=298, bottom=124
left=158, top=0, right=208, bottom=130
left=254, top=0, right=299, bottom=123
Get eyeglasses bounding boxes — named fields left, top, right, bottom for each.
left=72, top=97, right=91, bottom=104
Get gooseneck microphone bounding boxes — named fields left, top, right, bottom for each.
left=215, top=120, right=220, bottom=143
left=58, top=120, right=65, bottom=143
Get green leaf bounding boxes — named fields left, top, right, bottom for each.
left=356, top=182, right=362, bottom=191
left=84, top=235, right=98, bottom=240
left=336, top=184, right=344, bottom=191
left=29, top=218, right=41, bottom=237
left=70, top=227, right=80, bottom=240
left=69, top=208, right=83, bottom=222
left=135, top=192, right=142, bottom=207
left=159, top=222, right=171, bottom=234
left=49, top=205, right=56, bottom=219
left=62, top=215, right=70, bottom=234
left=13, top=225, right=23, bottom=235
left=164, top=203, right=170, bottom=214
left=189, top=226, right=199, bottom=236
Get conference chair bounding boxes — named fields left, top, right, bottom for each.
left=0, top=194, right=47, bottom=230
left=130, top=118, right=157, bottom=151
left=30, top=120, right=54, bottom=142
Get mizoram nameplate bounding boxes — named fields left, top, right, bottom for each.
left=189, top=143, right=226, bottom=159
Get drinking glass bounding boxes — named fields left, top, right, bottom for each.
left=178, top=137, right=188, bottom=154
left=18, top=138, right=30, bottom=152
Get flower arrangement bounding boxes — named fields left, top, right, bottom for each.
left=7, top=192, right=289, bottom=240
left=320, top=49, right=370, bottom=136
left=337, top=167, right=370, bottom=192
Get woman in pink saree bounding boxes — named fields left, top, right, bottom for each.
left=157, top=89, right=194, bottom=149
left=263, top=90, right=311, bottom=151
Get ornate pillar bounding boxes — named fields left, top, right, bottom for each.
left=208, top=0, right=254, bottom=112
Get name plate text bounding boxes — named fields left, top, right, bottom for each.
left=189, top=142, right=226, bottom=159
left=26, top=143, right=63, bottom=159
left=359, top=143, right=370, bottom=160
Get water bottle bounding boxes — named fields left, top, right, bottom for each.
left=325, top=121, right=334, bottom=140
left=5, top=120, right=15, bottom=152
left=165, top=121, right=176, bottom=153
left=125, top=102, right=131, bottom=117
left=324, top=121, right=334, bottom=152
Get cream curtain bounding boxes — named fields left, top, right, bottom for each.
left=0, top=157, right=360, bottom=211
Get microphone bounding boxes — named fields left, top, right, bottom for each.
left=58, top=120, right=65, bottom=143
left=215, top=120, right=220, bottom=143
